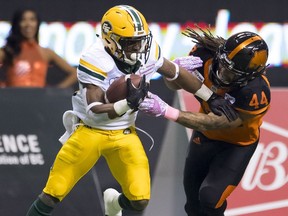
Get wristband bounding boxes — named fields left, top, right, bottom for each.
left=86, top=102, right=103, bottom=113
left=164, top=105, right=180, bottom=121
left=195, top=84, right=213, bottom=101
left=166, top=61, right=180, bottom=81
left=113, top=99, right=130, bottom=116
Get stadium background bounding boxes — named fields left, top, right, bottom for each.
left=0, top=0, right=287, bottom=215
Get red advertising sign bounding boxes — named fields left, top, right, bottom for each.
left=178, top=88, right=288, bottom=216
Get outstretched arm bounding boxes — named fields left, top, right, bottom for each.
left=158, top=58, right=210, bottom=99
left=176, top=111, right=241, bottom=131
left=139, top=92, right=242, bottom=131
left=157, top=57, right=238, bottom=121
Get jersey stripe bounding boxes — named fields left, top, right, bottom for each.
left=78, top=58, right=107, bottom=81
left=235, top=105, right=270, bottom=115
left=154, top=43, right=161, bottom=60
left=78, top=65, right=105, bottom=81
left=261, top=75, right=270, bottom=87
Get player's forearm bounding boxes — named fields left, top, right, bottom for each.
left=87, top=102, right=124, bottom=119
left=86, top=83, right=122, bottom=118
left=158, top=58, right=212, bottom=101
left=159, top=59, right=202, bottom=92
left=174, top=66, right=203, bottom=94
left=163, top=76, right=181, bottom=90
left=175, top=111, right=233, bottom=131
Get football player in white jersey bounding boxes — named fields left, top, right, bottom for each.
left=26, top=5, right=237, bottom=216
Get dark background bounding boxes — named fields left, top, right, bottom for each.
left=2, top=0, right=287, bottom=87
left=1, top=0, right=288, bottom=23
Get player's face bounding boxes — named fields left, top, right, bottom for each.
left=124, top=40, right=143, bottom=52
left=216, top=63, right=239, bottom=85
left=19, top=10, right=38, bottom=40
left=120, top=37, right=148, bottom=63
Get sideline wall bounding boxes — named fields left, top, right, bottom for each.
left=0, top=79, right=173, bottom=216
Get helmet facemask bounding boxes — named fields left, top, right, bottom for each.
left=110, top=32, right=152, bottom=65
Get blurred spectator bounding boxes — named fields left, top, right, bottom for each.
left=0, top=8, right=77, bottom=88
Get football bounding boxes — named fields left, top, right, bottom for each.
left=105, top=74, right=142, bottom=103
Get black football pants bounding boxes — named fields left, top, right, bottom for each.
left=183, top=131, right=258, bottom=216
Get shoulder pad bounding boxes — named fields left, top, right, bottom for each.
left=189, top=45, right=214, bottom=65
left=230, top=76, right=271, bottom=113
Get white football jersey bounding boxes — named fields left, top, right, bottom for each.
left=72, top=36, right=164, bottom=130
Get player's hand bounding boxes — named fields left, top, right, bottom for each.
left=139, top=92, right=168, bottom=117
left=207, top=93, right=238, bottom=122
left=173, top=55, right=203, bottom=73
left=126, top=75, right=149, bottom=110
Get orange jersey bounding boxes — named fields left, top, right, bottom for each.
left=190, top=46, right=271, bottom=146
left=5, top=41, right=48, bottom=87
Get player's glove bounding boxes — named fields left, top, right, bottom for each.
left=207, top=93, right=238, bottom=122
left=173, top=55, right=203, bottom=73
left=126, top=75, right=149, bottom=110
left=139, top=92, right=168, bottom=117
left=139, top=92, right=180, bottom=121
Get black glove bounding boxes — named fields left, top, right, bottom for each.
left=126, top=75, right=149, bottom=110
left=207, top=93, right=238, bottom=122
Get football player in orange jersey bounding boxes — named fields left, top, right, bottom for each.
left=139, top=27, right=270, bottom=216
left=0, top=8, right=77, bottom=88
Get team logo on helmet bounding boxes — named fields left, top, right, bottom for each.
left=102, top=21, right=112, bottom=35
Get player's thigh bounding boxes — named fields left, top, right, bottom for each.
left=105, top=131, right=150, bottom=200
left=200, top=141, right=258, bottom=207
left=184, top=131, right=216, bottom=192
left=44, top=125, right=101, bottom=200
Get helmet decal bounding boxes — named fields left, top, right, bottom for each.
left=248, top=50, right=268, bottom=71
left=102, top=21, right=112, bottom=35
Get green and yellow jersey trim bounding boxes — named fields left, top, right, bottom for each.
left=78, top=58, right=107, bottom=81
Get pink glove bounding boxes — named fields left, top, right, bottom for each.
left=139, top=92, right=168, bottom=117
left=139, top=92, right=180, bottom=121
left=173, top=55, right=203, bottom=72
